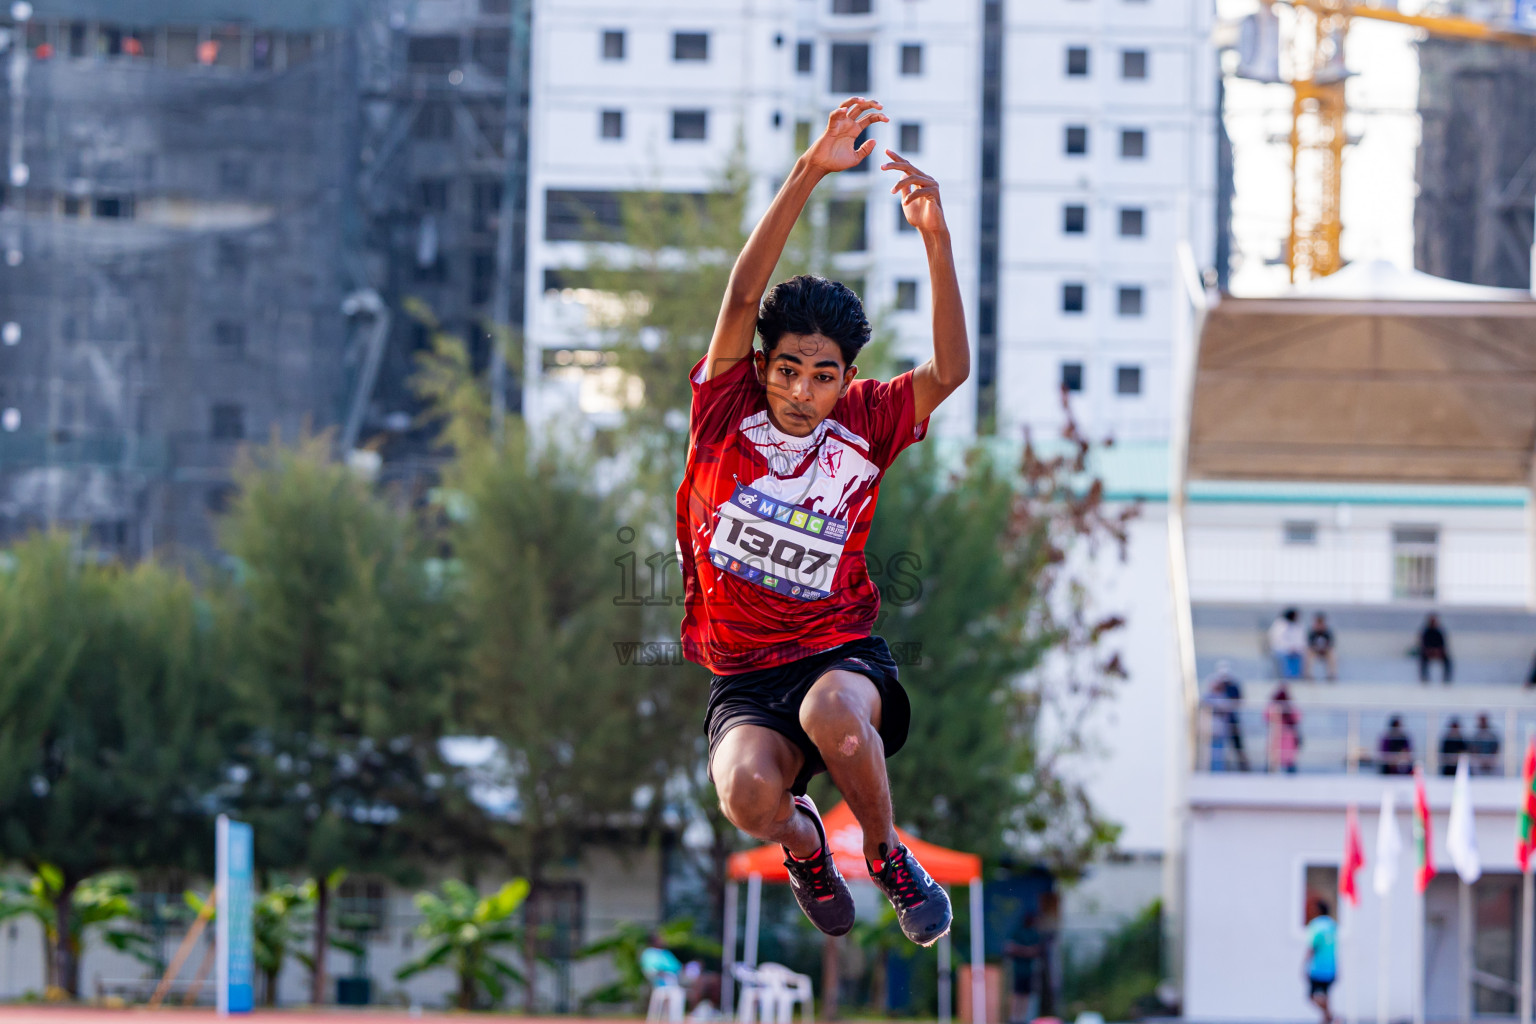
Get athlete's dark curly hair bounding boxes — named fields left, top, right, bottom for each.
left=756, top=274, right=870, bottom=366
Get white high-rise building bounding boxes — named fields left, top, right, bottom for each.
left=524, top=0, right=981, bottom=441
left=995, top=0, right=1218, bottom=443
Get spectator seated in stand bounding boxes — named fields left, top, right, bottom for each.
left=1306, top=612, right=1337, bottom=681
left=1269, top=607, right=1307, bottom=680
left=1417, top=612, right=1452, bottom=684
left=1470, top=713, right=1502, bottom=776
left=1378, top=715, right=1414, bottom=775
left=1438, top=717, right=1467, bottom=776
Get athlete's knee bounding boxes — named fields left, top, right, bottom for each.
left=800, top=675, right=879, bottom=756
left=716, top=760, right=785, bottom=834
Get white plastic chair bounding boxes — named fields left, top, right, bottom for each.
left=731, top=964, right=768, bottom=1023
left=756, top=962, right=813, bottom=1024
left=648, top=977, right=686, bottom=1023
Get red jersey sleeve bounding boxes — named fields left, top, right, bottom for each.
left=688, top=353, right=761, bottom=445
left=848, top=370, right=929, bottom=469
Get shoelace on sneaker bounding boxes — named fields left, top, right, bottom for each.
left=876, top=851, right=927, bottom=909
left=787, top=849, right=841, bottom=902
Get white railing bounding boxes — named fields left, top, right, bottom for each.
left=1196, top=700, right=1536, bottom=777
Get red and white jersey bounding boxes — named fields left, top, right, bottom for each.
left=676, top=354, right=928, bottom=674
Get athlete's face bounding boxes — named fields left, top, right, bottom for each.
left=756, top=334, right=857, bottom=437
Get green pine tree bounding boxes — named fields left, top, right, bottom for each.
left=0, top=534, right=228, bottom=995
left=218, top=434, right=464, bottom=1004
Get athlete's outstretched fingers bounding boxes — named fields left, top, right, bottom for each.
left=888, top=173, right=934, bottom=195
left=844, top=96, right=883, bottom=118
left=903, top=185, right=941, bottom=204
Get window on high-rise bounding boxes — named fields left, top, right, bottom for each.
left=898, top=122, right=922, bottom=152
left=1121, top=128, right=1147, bottom=158
left=1118, top=285, right=1144, bottom=316
left=900, top=44, right=923, bottom=75
left=1060, top=362, right=1084, bottom=393
left=674, top=32, right=708, bottom=61
left=829, top=198, right=867, bottom=252
left=414, top=102, right=453, bottom=140
left=602, top=30, right=625, bottom=61
left=1116, top=364, right=1142, bottom=395
left=1065, top=125, right=1088, bottom=155
left=832, top=0, right=873, bottom=12
left=211, top=403, right=245, bottom=441
left=895, top=200, right=915, bottom=233
left=600, top=110, right=623, bottom=139
left=1119, top=207, right=1145, bottom=237
left=214, top=322, right=245, bottom=357
left=830, top=43, right=870, bottom=92
left=796, top=41, right=813, bottom=73
left=1065, top=46, right=1089, bottom=76
left=1123, top=49, right=1148, bottom=79
left=1063, top=204, right=1087, bottom=234
left=672, top=110, right=707, bottom=141
left=895, top=279, right=918, bottom=310
left=1062, top=283, right=1085, bottom=313
left=417, top=178, right=450, bottom=213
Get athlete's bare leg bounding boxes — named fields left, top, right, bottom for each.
left=712, top=725, right=821, bottom=858
left=800, top=670, right=899, bottom=863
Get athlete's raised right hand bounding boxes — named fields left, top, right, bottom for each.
left=804, top=97, right=888, bottom=175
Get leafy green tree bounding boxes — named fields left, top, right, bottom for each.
left=218, top=434, right=467, bottom=1004
left=395, top=879, right=530, bottom=1009
left=414, top=323, right=704, bottom=1008
left=252, top=882, right=312, bottom=1005
left=0, top=535, right=229, bottom=995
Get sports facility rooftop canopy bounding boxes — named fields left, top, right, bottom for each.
left=1186, top=262, right=1536, bottom=485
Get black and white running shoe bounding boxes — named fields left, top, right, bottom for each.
left=868, top=842, right=952, bottom=946
left=781, top=794, right=855, bottom=936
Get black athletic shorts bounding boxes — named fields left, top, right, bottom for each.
left=704, top=635, right=912, bottom=796
left=1309, top=977, right=1334, bottom=997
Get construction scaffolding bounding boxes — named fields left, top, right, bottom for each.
left=1415, top=37, right=1536, bottom=289
left=0, top=0, right=533, bottom=559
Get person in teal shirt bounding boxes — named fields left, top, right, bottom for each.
left=1305, top=899, right=1338, bottom=1024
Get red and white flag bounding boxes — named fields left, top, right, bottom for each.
left=1341, top=804, right=1366, bottom=907
left=1413, top=766, right=1436, bottom=893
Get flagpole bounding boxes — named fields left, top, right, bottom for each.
left=1522, top=868, right=1533, bottom=1024
left=1346, top=899, right=1357, bottom=1024
left=1413, top=888, right=1425, bottom=1024
left=1459, top=880, right=1472, bottom=1024
left=1378, top=892, right=1390, bottom=1024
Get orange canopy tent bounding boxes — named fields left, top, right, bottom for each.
left=720, top=803, right=986, bottom=1024
left=727, top=801, right=982, bottom=883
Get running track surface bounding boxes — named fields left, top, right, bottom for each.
left=0, top=1011, right=628, bottom=1024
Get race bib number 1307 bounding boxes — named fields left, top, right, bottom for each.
left=706, top=483, right=849, bottom=601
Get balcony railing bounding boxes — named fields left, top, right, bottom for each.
left=1196, top=701, right=1536, bottom=777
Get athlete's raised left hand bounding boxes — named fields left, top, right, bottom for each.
left=883, top=150, right=947, bottom=236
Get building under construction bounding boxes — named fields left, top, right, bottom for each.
left=0, top=0, right=531, bottom=560
left=1415, top=37, right=1536, bottom=289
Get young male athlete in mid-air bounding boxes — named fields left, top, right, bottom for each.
left=676, top=96, right=969, bottom=944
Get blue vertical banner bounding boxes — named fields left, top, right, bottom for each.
left=216, top=815, right=255, bottom=1015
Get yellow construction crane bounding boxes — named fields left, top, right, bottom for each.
left=1269, top=0, right=1536, bottom=280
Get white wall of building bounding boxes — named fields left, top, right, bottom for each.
left=1184, top=773, right=1525, bottom=1022
left=1186, top=497, right=1530, bottom=608
left=1077, top=505, right=1178, bottom=855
